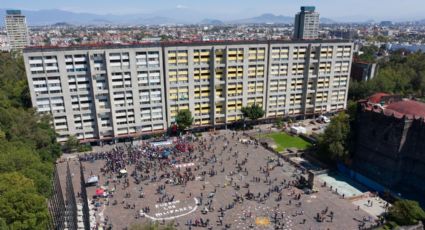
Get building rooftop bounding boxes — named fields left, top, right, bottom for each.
left=23, top=39, right=351, bottom=53
left=385, top=100, right=425, bottom=119
left=364, top=93, right=425, bottom=119
left=6, top=10, right=22, bottom=15
left=368, top=92, right=390, bottom=104
left=301, top=6, right=316, bottom=12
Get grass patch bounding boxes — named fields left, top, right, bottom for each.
left=262, top=132, right=311, bottom=152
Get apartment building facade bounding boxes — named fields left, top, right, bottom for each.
left=24, top=45, right=167, bottom=142
left=163, top=42, right=269, bottom=127
left=23, top=40, right=352, bottom=143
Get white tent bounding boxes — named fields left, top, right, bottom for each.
left=290, top=126, right=307, bottom=134
left=87, top=176, right=99, bottom=184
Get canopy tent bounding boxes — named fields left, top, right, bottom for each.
left=119, top=169, right=128, bottom=174
left=290, top=126, right=307, bottom=134
left=87, top=176, right=99, bottom=185
left=95, top=188, right=105, bottom=196
left=161, top=150, right=171, bottom=158
left=150, top=139, right=172, bottom=147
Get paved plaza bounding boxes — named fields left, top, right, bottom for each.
left=59, top=129, right=380, bottom=229
left=316, top=173, right=366, bottom=197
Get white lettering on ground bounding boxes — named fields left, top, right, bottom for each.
left=140, top=198, right=198, bottom=221
left=174, top=163, right=195, bottom=168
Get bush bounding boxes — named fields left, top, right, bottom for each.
left=77, top=144, right=92, bottom=152
left=275, top=118, right=283, bottom=128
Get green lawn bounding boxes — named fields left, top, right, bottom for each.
left=263, top=132, right=311, bottom=152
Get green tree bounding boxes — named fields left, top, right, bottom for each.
left=388, top=200, right=425, bottom=226
left=0, top=139, right=53, bottom=197
left=129, top=222, right=176, bottom=230
left=160, top=35, right=172, bottom=41
left=175, top=109, right=194, bottom=130
left=63, top=135, right=80, bottom=153
left=348, top=80, right=373, bottom=101
left=317, top=112, right=350, bottom=161
left=0, top=129, right=5, bottom=139
left=275, top=118, right=284, bottom=128
left=241, top=104, right=265, bottom=121
left=356, top=45, right=378, bottom=63
left=411, top=70, right=425, bottom=98
left=0, top=52, right=61, bottom=229
left=349, top=51, right=425, bottom=101
left=0, top=172, right=50, bottom=229
left=347, top=100, right=358, bottom=122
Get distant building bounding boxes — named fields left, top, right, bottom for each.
left=381, top=30, right=395, bottom=37
left=351, top=61, right=378, bottom=81
left=4, top=10, right=29, bottom=50
left=380, top=21, right=393, bottom=27
left=294, top=6, right=320, bottom=40
left=0, top=34, right=9, bottom=51
left=353, top=93, right=425, bottom=204
left=387, top=43, right=425, bottom=53
left=329, top=29, right=358, bottom=40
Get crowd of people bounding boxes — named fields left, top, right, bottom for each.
left=75, top=131, right=378, bottom=230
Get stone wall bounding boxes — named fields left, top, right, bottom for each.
left=352, top=108, right=425, bottom=200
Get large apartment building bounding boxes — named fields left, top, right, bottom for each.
left=23, top=40, right=353, bottom=143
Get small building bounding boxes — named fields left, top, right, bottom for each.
left=351, top=61, right=378, bottom=81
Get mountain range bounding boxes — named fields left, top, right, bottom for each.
left=0, top=9, right=336, bottom=26
left=2, top=9, right=423, bottom=26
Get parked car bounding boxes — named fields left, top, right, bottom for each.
left=316, top=115, right=330, bottom=123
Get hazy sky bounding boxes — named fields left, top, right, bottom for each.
left=2, top=0, right=424, bottom=21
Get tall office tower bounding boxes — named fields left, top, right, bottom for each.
left=294, top=6, right=320, bottom=40
left=4, top=10, right=29, bottom=50
left=23, top=40, right=353, bottom=143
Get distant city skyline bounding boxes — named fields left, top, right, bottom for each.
left=1, top=0, right=425, bottom=22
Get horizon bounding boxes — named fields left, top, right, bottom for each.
left=1, top=0, right=425, bottom=23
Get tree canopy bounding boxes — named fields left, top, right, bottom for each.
left=0, top=172, right=50, bottom=229
left=175, top=109, right=194, bottom=130
left=349, top=51, right=425, bottom=101
left=356, top=45, right=379, bottom=63
left=129, top=222, right=176, bottom=230
left=64, top=135, right=80, bottom=153
left=63, top=135, right=91, bottom=153
left=388, top=200, right=425, bottom=226
left=241, top=104, right=265, bottom=121
left=0, top=52, right=61, bottom=229
left=317, top=112, right=351, bottom=162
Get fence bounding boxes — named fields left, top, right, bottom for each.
left=79, top=162, right=91, bottom=230
left=48, top=165, right=66, bottom=230
left=65, top=162, right=79, bottom=230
